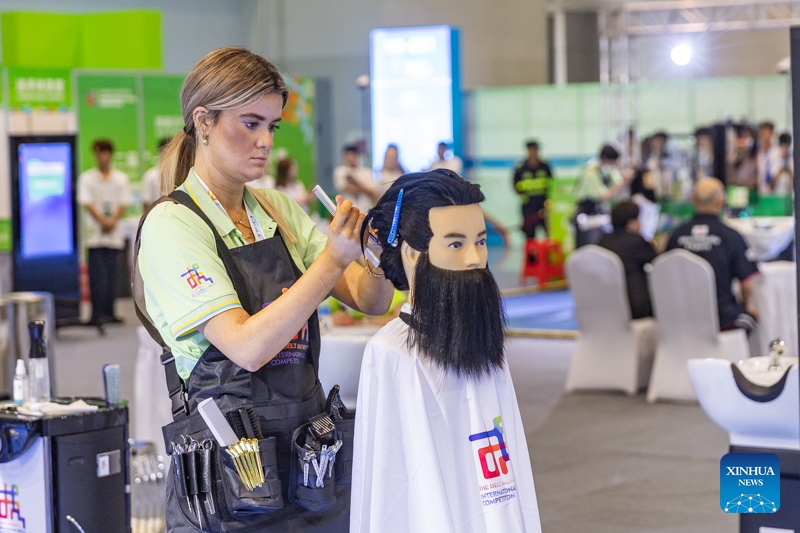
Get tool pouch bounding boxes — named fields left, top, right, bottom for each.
left=217, top=436, right=284, bottom=517
left=288, top=422, right=338, bottom=512
left=164, top=413, right=285, bottom=533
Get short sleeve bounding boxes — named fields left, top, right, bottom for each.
left=731, top=232, right=759, bottom=281
left=77, top=171, right=92, bottom=205
left=118, top=172, right=134, bottom=206
left=139, top=203, right=241, bottom=340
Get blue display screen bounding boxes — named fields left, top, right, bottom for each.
left=18, top=142, right=74, bottom=259
left=370, top=26, right=457, bottom=173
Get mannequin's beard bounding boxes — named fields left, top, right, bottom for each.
left=407, top=252, right=506, bottom=379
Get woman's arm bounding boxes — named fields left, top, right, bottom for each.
left=329, top=260, right=394, bottom=316
left=198, top=199, right=367, bottom=371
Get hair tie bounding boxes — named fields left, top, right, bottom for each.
left=387, top=189, right=404, bottom=247
left=183, top=124, right=193, bottom=135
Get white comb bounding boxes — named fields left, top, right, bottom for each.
left=198, top=398, right=239, bottom=447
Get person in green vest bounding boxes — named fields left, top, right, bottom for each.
left=513, top=140, right=553, bottom=238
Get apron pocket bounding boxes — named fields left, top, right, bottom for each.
left=333, top=415, right=355, bottom=486
left=218, top=436, right=284, bottom=518
left=289, top=423, right=338, bottom=512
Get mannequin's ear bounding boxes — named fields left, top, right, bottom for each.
left=400, top=241, right=420, bottom=269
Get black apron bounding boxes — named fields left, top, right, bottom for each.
left=133, top=191, right=352, bottom=533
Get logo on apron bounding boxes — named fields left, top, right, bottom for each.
left=469, top=416, right=517, bottom=507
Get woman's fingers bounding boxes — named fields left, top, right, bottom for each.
left=332, top=197, right=354, bottom=227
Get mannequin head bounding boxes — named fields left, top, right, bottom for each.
left=363, top=170, right=505, bottom=378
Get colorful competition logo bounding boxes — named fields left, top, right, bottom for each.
left=469, top=416, right=517, bottom=507
left=181, top=263, right=215, bottom=298
left=0, top=484, right=26, bottom=529
left=469, top=416, right=510, bottom=479
left=720, top=453, right=780, bottom=513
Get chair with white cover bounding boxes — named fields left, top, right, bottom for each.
left=564, top=245, right=656, bottom=395
left=647, top=249, right=750, bottom=403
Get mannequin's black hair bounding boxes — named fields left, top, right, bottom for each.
left=361, top=169, right=485, bottom=291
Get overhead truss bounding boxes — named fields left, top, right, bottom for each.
left=597, top=0, right=800, bottom=152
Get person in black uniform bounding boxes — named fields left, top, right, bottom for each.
left=666, top=177, right=760, bottom=335
left=597, top=201, right=657, bottom=319
left=513, top=140, right=553, bottom=238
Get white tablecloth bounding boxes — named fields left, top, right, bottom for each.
left=724, top=216, right=794, bottom=261
left=752, top=261, right=798, bottom=357
left=133, top=327, right=173, bottom=458
left=318, top=324, right=381, bottom=407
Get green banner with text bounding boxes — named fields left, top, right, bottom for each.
left=76, top=74, right=141, bottom=180
left=8, top=67, right=71, bottom=109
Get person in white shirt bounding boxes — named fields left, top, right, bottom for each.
left=275, top=157, right=313, bottom=212
left=375, top=143, right=405, bottom=198
left=141, top=137, right=171, bottom=211
left=428, top=141, right=463, bottom=174
left=351, top=170, right=541, bottom=533
left=757, top=121, right=782, bottom=194
left=333, top=144, right=376, bottom=212
left=769, top=132, right=793, bottom=195
left=78, top=139, right=133, bottom=325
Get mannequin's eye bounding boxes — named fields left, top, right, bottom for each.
left=448, top=242, right=463, bottom=249
left=477, top=238, right=487, bottom=246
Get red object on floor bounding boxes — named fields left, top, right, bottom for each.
left=79, top=263, right=90, bottom=303
left=521, top=238, right=564, bottom=285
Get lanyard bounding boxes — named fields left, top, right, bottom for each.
left=192, top=170, right=266, bottom=242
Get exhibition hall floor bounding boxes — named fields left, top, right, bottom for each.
left=53, top=298, right=736, bottom=532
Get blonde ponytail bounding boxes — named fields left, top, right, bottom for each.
left=158, top=129, right=196, bottom=195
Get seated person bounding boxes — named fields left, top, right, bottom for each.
left=351, top=170, right=542, bottom=533
left=666, top=177, right=760, bottom=334
left=597, top=201, right=657, bottom=319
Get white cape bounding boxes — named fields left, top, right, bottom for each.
left=350, top=306, right=542, bottom=533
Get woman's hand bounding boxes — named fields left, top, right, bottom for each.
left=324, top=196, right=365, bottom=268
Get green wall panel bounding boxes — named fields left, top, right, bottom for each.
left=1, top=13, right=81, bottom=69
left=1, top=11, right=161, bottom=70
left=81, top=11, right=162, bottom=69
left=692, top=77, right=750, bottom=126
left=142, top=74, right=185, bottom=171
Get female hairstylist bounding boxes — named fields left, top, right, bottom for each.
left=136, top=47, right=393, bottom=532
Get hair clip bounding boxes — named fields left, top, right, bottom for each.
left=387, top=189, right=404, bottom=247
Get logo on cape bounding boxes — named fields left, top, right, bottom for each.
left=469, top=416, right=510, bottom=480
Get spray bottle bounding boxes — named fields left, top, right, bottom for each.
left=27, top=320, right=50, bottom=403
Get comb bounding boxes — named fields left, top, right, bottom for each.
left=198, top=398, right=239, bottom=447
left=308, top=412, right=336, bottom=442
left=103, top=364, right=121, bottom=406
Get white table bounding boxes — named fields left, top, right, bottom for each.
left=724, top=216, right=794, bottom=261
left=752, top=261, right=798, bottom=357
left=318, top=324, right=381, bottom=407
